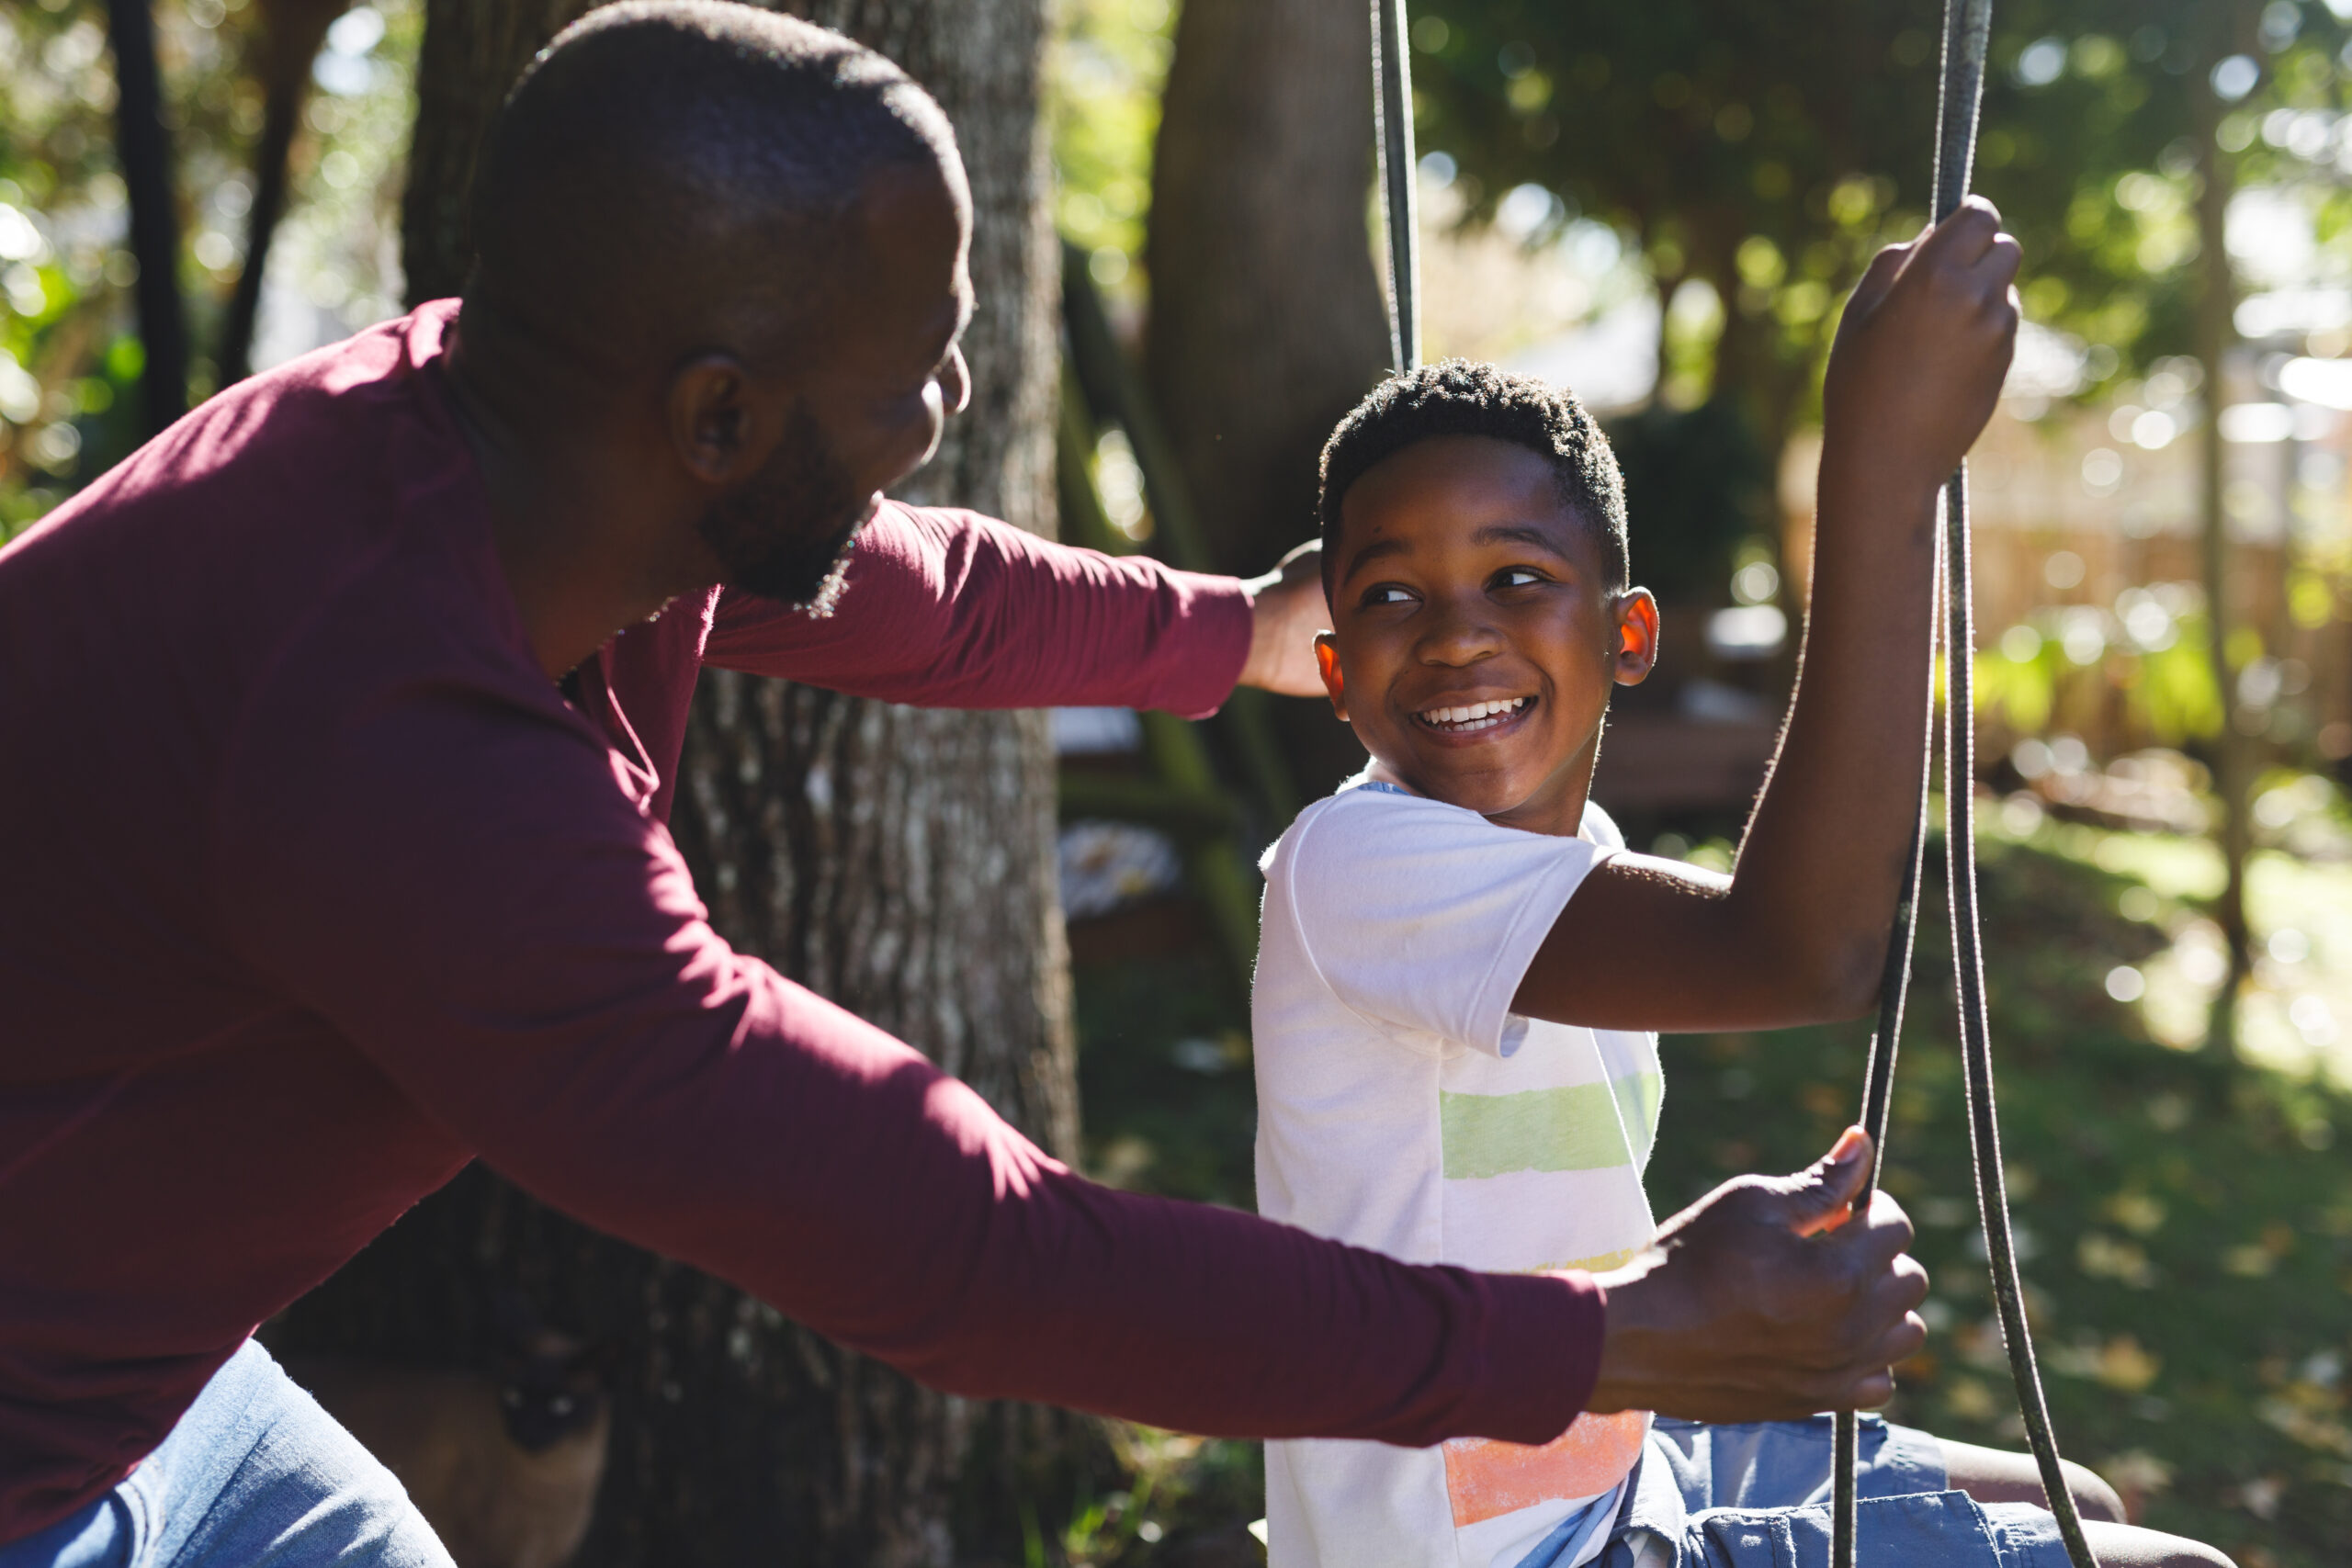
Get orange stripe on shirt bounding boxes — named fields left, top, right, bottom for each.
left=1442, top=1409, right=1649, bottom=1527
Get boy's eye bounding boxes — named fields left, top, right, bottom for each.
left=1494, top=567, right=1548, bottom=589
left=1363, top=584, right=1419, bottom=607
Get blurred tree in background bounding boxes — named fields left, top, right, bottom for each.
left=214, top=0, right=353, bottom=384
left=1142, top=0, right=1387, bottom=584
left=1046, top=0, right=1170, bottom=299
left=1142, top=0, right=1396, bottom=795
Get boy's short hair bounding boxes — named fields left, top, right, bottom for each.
left=1317, top=360, right=1630, bottom=590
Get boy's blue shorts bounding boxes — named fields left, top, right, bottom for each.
left=1584, top=1415, right=2072, bottom=1568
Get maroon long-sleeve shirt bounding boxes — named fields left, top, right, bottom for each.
left=0, top=302, right=1604, bottom=1544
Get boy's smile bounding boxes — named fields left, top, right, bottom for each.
left=1317, top=434, right=1657, bottom=838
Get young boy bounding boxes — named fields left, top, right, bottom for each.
left=1253, top=203, right=2230, bottom=1568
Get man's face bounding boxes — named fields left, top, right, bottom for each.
left=1317, top=434, right=1656, bottom=836
left=701, top=156, right=973, bottom=608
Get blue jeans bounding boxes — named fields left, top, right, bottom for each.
left=1595, top=1416, right=2072, bottom=1568
left=0, top=1342, right=453, bottom=1568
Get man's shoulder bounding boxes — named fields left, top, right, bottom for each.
left=1, top=303, right=525, bottom=786
left=4, top=307, right=451, bottom=574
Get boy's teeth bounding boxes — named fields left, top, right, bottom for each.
left=1422, top=696, right=1529, bottom=728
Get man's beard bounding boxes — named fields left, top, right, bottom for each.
left=695, top=404, right=874, bottom=617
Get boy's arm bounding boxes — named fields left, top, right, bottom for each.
left=1517, top=197, right=2021, bottom=1033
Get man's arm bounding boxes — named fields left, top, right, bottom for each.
left=1515, top=197, right=2023, bottom=1034
left=701, top=504, right=1327, bottom=715
left=212, top=660, right=1589, bottom=1445
left=212, top=651, right=1918, bottom=1439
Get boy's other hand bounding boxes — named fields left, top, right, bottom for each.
left=1238, top=539, right=1331, bottom=697
left=1823, top=195, right=2021, bottom=489
left=1583, top=1129, right=1929, bottom=1423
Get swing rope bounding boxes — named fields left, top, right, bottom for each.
left=1364, top=5, right=2100, bottom=1562
left=1835, top=1, right=2102, bottom=1564
left=1831, top=544, right=1941, bottom=1565
left=1370, top=0, right=1420, bottom=372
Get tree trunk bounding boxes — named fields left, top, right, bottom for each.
left=1145, top=0, right=1389, bottom=796
left=1144, top=0, right=1389, bottom=581
left=2192, top=6, right=2254, bottom=1057
left=273, top=3, right=1083, bottom=1563
left=220, top=0, right=352, bottom=384
left=398, top=0, right=592, bottom=309
left=104, top=0, right=188, bottom=433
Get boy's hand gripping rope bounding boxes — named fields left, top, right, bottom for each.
left=1834, top=3, right=2102, bottom=1566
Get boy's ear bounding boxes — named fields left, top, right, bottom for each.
left=1313, top=633, right=1349, bottom=720
left=1612, top=589, right=1660, bottom=687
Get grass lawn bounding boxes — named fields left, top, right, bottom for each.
left=1068, top=807, right=2352, bottom=1566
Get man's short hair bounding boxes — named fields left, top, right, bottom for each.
left=1317, top=360, right=1631, bottom=590
left=466, top=0, right=958, bottom=367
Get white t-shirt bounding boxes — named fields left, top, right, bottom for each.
left=1253, top=775, right=1664, bottom=1568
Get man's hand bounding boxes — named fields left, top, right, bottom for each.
left=1238, top=540, right=1329, bottom=697
left=1823, top=194, right=2021, bottom=488
left=1585, top=1128, right=1928, bottom=1421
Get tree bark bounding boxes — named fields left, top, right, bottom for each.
left=274, top=3, right=1081, bottom=1562
left=1144, top=0, right=1390, bottom=581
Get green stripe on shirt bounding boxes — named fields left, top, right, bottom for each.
left=1441, top=1073, right=1665, bottom=1180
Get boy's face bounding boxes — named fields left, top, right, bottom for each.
left=1316, top=434, right=1657, bottom=836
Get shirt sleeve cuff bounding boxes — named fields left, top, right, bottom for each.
left=1463, top=1269, right=1608, bottom=1444
left=1153, top=573, right=1255, bottom=720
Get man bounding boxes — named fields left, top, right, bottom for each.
left=0, top=6, right=1927, bottom=1564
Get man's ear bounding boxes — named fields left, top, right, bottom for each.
left=1611, top=589, right=1661, bottom=687
left=667, top=353, right=772, bottom=486
left=1313, top=632, right=1349, bottom=720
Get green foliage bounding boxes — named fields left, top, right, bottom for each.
left=1407, top=0, right=1934, bottom=245
left=2129, top=625, right=2228, bottom=747
left=1974, top=633, right=2064, bottom=736
left=1053, top=1428, right=1263, bottom=1567
left=1046, top=0, right=1175, bottom=299
left=1972, top=589, right=2224, bottom=746
left=0, top=1, right=189, bottom=533
left=0, top=0, right=415, bottom=534
left=1404, top=0, right=2352, bottom=427
left=1969, top=1, right=2349, bottom=373
left=1406, top=0, right=1940, bottom=457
